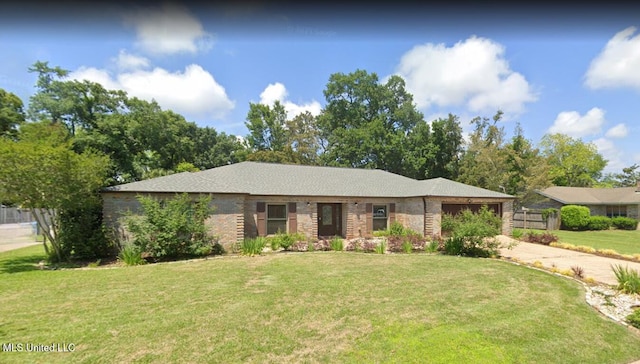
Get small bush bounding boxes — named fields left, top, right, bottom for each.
left=560, top=205, right=590, bottom=230
left=389, top=221, right=406, bottom=236
left=425, top=241, right=438, bottom=253
left=402, top=241, right=413, bottom=254
left=441, top=206, right=501, bottom=257
left=443, top=236, right=466, bottom=256
left=269, top=232, right=297, bottom=251
left=627, top=309, right=640, bottom=329
left=523, top=231, right=559, bottom=245
left=611, top=217, right=638, bottom=230
left=571, top=265, right=585, bottom=279
left=241, top=237, right=266, bottom=256
left=441, top=213, right=457, bottom=235
left=612, top=265, right=640, bottom=294
left=587, top=216, right=611, bottom=231
left=511, top=228, right=524, bottom=240
left=118, top=244, right=146, bottom=266
left=329, top=237, right=343, bottom=251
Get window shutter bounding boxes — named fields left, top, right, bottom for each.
left=257, top=202, right=266, bottom=237
left=366, top=203, right=373, bottom=234
left=389, top=203, right=396, bottom=224
left=288, top=202, right=297, bottom=234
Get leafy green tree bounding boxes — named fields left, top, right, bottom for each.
left=0, top=137, right=111, bottom=261
left=245, top=101, right=288, bottom=152
left=318, top=69, right=425, bottom=175
left=428, top=115, right=464, bottom=179
left=598, top=164, right=640, bottom=188
left=193, top=127, right=247, bottom=170
left=0, top=88, right=25, bottom=138
left=458, top=111, right=509, bottom=191
left=28, top=61, right=127, bottom=135
left=503, top=123, right=551, bottom=204
left=540, top=133, right=607, bottom=187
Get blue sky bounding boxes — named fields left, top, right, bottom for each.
left=2, top=2, right=640, bottom=173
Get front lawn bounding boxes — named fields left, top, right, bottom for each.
left=1, top=246, right=640, bottom=363
left=553, top=230, right=640, bottom=255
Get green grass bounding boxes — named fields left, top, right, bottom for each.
left=553, top=230, right=640, bottom=255
left=1, top=246, right=640, bottom=363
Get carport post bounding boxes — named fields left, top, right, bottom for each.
left=522, top=207, right=529, bottom=230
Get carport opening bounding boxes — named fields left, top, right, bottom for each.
left=442, top=203, right=502, bottom=217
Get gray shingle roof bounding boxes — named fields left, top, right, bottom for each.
left=537, top=186, right=640, bottom=205
left=105, top=161, right=514, bottom=199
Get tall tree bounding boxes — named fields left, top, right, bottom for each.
left=0, top=89, right=25, bottom=138
left=0, top=137, right=111, bottom=261
left=245, top=101, right=288, bottom=152
left=540, top=133, right=607, bottom=187
left=28, top=61, right=126, bottom=135
left=318, top=69, right=425, bottom=175
left=458, top=111, right=509, bottom=191
left=428, top=114, right=464, bottom=179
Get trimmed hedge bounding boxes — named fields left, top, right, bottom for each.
left=560, top=205, right=591, bottom=231
left=587, top=216, right=611, bottom=231
left=611, top=216, right=639, bottom=230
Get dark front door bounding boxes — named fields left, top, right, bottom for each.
left=318, top=203, right=342, bottom=237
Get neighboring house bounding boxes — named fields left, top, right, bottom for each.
left=533, top=184, right=640, bottom=222
left=102, top=162, right=515, bottom=249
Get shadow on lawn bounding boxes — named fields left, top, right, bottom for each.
left=0, top=253, right=46, bottom=274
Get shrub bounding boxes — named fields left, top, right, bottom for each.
left=441, top=206, right=502, bottom=257
left=269, top=232, right=296, bottom=251
left=612, top=265, right=640, bottom=294
left=587, top=216, right=611, bottom=231
left=627, top=309, right=640, bottom=329
left=560, top=205, right=590, bottom=230
left=56, top=201, right=115, bottom=261
left=389, top=221, right=406, bottom=236
left=402, top=241, right=413, bottom=254
left=441, top=213, right=457, bottom=235
left=386, top=236, right=404, bottom=253
left=241, top=237, right=266, bottom=256
left=125, top=194, right=214, bottom=260
left=118, top=244, right=146, bottom=266
left=571, top=265, right=585, bottom=279
left=511, top=228, right=524, bottom=240
left=425, top=241, right=439, bottom=253
left=611, top=217, right=639, bottom=230
left=523, top=231, right=559, bottom=245
left=329, top=237, right=343, bottom=251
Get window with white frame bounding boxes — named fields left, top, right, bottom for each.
left=372, top=205, right=387, bottom=231
left=267, top=204, right=287, bottom=234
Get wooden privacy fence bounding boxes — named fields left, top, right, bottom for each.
left=513, top=209, right=560, bottom=230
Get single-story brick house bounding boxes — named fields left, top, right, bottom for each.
left=102, top=162, right=515, bottom=249
left=533, top=184, right=640, bottom=221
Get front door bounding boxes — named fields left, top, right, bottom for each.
left=317, top=203, right=342, bottom=237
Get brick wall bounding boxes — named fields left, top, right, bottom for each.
left=102, top=192, right=245, bottom=251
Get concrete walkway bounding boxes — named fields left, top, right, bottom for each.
left=498, top=235, right=640, bottom=286
left=0, top=223, right=41, bottom=253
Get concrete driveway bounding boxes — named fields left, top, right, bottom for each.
left=0, top=223, right=41, bottom=253
left=498, top=235, right=640, bottom=286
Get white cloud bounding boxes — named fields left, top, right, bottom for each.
left=394, top=36, right=537, bottom=115
left=114, top=50, right=150, bottom=71
left=548, top=107, right=606, bottom=138
left=605, top=123, right=629, bottom=138
left=69, top=64, right=234, bottom=120
left=593, top=137, right=622, bottom=172
left=259, top=82, right=322, bottom=119
left=123, top=2, right=213, bottom=55
left=585, top=26, right=640, bottom=90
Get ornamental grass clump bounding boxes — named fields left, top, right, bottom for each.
left=241, top=237, right=266, bottom=256
left=612, top=264, right=640, bottom=294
